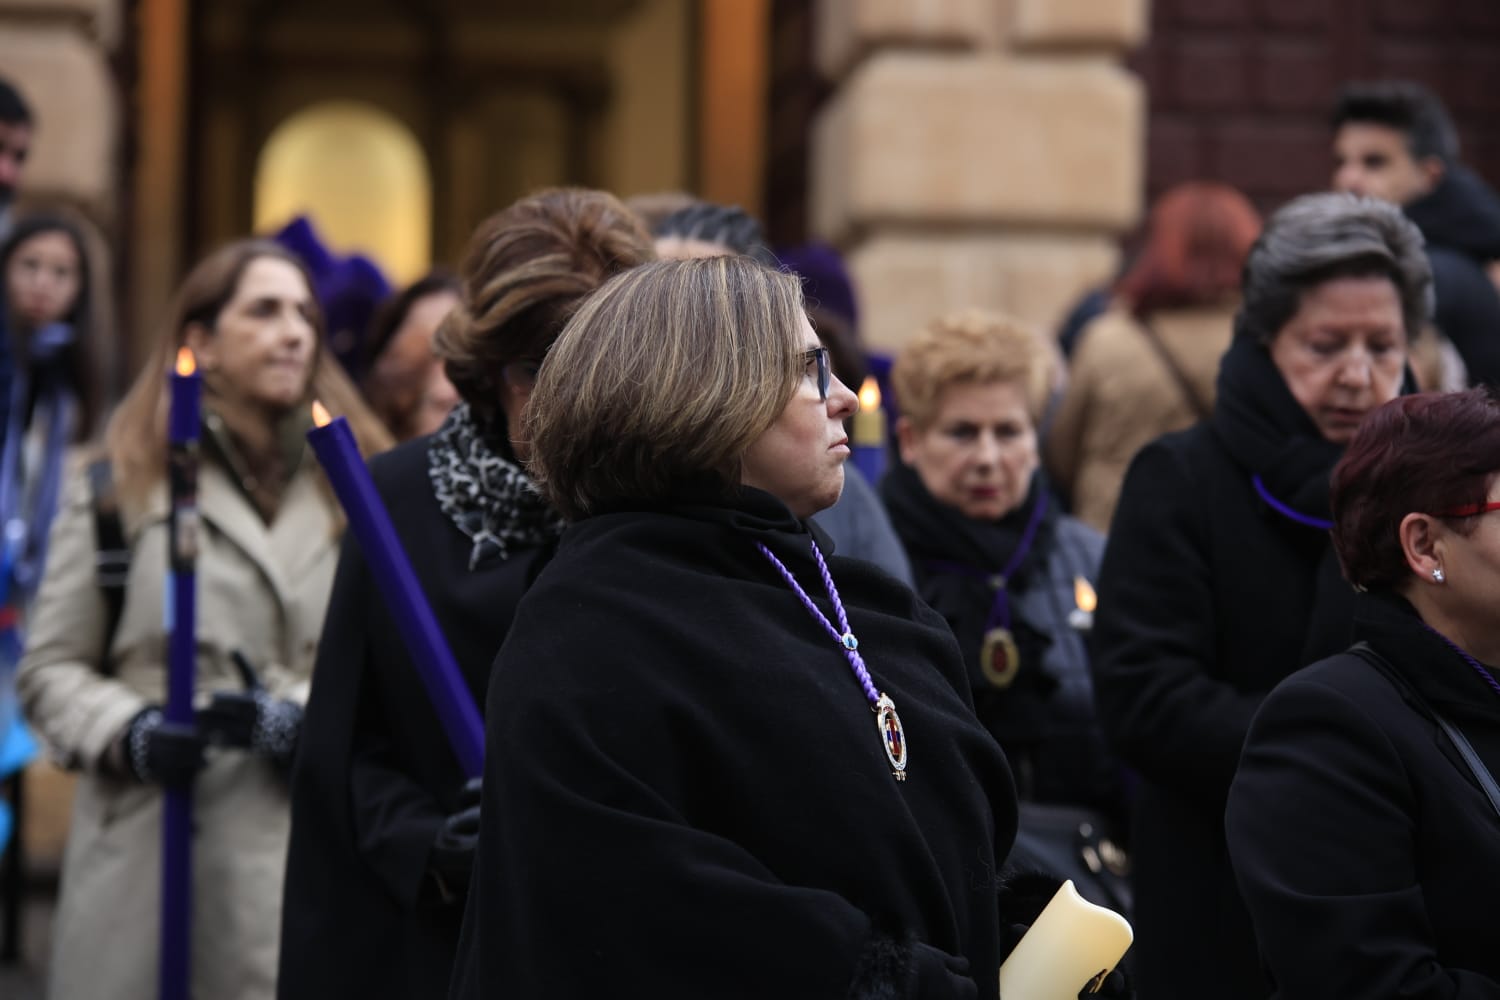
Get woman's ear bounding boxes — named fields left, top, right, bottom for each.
left=895, top=415, right=920, bottom=467
left=1398, top=511, right=1446, bottom=585
left=183, top=322, right=216, bottom=372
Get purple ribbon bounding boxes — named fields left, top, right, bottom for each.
left=1251, top=475, right=1333, bottom=532
left=923, top=491, right=1049, bottom=633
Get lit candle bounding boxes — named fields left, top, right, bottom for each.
left=160, top=346, right=201, bottom=1000
left=1068, top=576, right=1096, bottom=633
left=851, top=376, right=886, bottom=485
left=306, top=402, right=484, bottom=777
left=998, top=880, right=1133, bottom=1000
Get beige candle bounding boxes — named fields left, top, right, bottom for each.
left=998, top=880, right=1133, bottom=999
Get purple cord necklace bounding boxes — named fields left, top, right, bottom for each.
left=1251, top=475, right=1334, bottom=531
left=757, top=537, right=908, bottom=781
left=1423, top=623, right=1500, bottom=699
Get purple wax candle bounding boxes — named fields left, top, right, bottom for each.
left=160, top=347, right=200, bottom=1000
left=306, top=403, right=485, bottom=777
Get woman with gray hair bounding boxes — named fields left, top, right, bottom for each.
left=1089, top=192, right=1429, bottom=1000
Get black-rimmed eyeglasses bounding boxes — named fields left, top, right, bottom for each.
left=802, top=348, right=831, bottom=401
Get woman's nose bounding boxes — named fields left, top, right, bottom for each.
left=829, top=376, right=858, bottom=419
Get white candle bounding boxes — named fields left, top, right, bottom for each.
left=998, top=880, right=1133, bottom=1000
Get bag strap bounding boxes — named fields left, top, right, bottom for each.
left=87, top=459, right=129, bottom=669
left=1351, top=641, right=1500, bottom=819
left=1138, top=318, right=1211, bottom=420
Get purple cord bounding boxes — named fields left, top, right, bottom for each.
left=1422, top=623, right=1500, bottom=699
left=757, top=538, right=881, bottom=708
left=1252, top=475, right=1334, bottom=531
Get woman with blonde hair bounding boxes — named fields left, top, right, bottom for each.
left=450, top=256, right=1019, bottom=997
left=882, top=310, right=1123, bottom=904
left=280, top=187, right=656, bottom=1000
left=18, top=237, right=387, bottom=1000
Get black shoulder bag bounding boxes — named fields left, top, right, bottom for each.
left=87, top=459, right=130, bottom=668
left=1351, top=642, right=1500, bottom=817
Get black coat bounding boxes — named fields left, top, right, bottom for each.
left=1090, top=337, right=1364, bottom=1000
left=278, top=437, right=552, bottom=1000
left=1405, top=165, right=1500, bottom=386
left=1227, top=593, right=1500, bottom=999
left=448, top=490, right=1018, bottom=999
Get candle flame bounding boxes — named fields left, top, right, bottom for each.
left=858, top=376, right=882, bottom=411
left=1074, top=576, right=1098, bottom=613
left=175, top=347, right=196, bottom=377
left=311, top=400, right=332, bottom=428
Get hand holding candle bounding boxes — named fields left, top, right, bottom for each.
left=999, top=880, right=1133, bottom=1000
left=851, top=376, right=887, bottom=485
left=306, top=401, right=484, bottom=777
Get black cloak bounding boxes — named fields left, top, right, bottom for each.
left=448, top=489, right=1018, bottom=998
left=278, top=436, right=552, bottom=999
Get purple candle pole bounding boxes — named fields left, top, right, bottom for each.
left=160, top=347, right=201, bottom=1000
left=306, top=402, right=484, bottom=777
left=851, top=376, right=887, bottom=486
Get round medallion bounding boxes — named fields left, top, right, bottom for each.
left=980, top=627, right=1021, bottom=689
left=875, top=693, right=907, bottom=780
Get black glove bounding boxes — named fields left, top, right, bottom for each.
left=122, top=706, right=206, bottom=787
left=426, top=776, right=482, bottom=903
left=196, top=650, right=303, bottom=772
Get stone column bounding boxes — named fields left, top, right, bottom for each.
left=810, top=0, right=1148, bottom=354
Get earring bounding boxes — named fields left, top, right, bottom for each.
left=1433, top=567, right=1446, bottom=584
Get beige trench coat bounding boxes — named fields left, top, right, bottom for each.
left=18, top=455, right=340, bottom=1000
left=1047, top=303, right=1237, bottom=533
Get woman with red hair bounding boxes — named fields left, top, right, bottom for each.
left=1048, top=182, right=1261, bottom=531
left=1227, top=387, right=1500, bottom=997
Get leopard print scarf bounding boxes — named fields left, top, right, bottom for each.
left=427, top=402, right=563, bottom=569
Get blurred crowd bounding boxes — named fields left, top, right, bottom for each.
left=2, top=70, right=1500, bottom=1000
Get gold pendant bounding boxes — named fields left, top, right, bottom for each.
left=875, top=693, right=907, bottom=780
left=980, top=627, right=1020, bottom=689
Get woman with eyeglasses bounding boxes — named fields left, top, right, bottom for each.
left=279, top=188, right=655, bottom=1000
left=1226, top=388, right=1500, bottom=998
left=449, top=256, right=1025, bottom=998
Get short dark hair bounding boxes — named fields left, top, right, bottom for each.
left=0, top=77, right=31, bottom=126
left=1331, top=81, right=1459, bottom=165
left=1235, top=192, right=1431, bottom=345
left=1331, top=388, right=1500, bottom=590
left=654, top=201, right=779, bottom=267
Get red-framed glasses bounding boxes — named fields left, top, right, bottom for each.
left=1438, top=501, right=1500, bottom=518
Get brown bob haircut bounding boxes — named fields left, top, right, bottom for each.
left=1331, top=387, right=1500, bottom=590
left=434, top=187, right=654, bottom=425
left=525, top=256, right=806, bottom=521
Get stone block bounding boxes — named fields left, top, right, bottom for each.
left=845, top=232, right=1120, bottom=355
left=0, top=0, right=121, bottom=48
left=1012, top=0, right=1148, bottom=51
left=811, top=52, right=1143, bottom=243
left=815, top=0, right=1004, bottom=81
left=0, top=24, right=118, bottom=218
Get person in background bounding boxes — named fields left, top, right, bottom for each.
left=1048, top=183, right=1261, bottom=532
left=0, top=215, right=107, bottom=607
left=0, top=76, right=33, bottom=241
left=18, top=238, right=387, bottom=1000
left=1225, top=388, right=1500, bottom=998
left=884, top=310, right=1118, bottom=824
left=1331, top=80, right=1500, bottom=386
left=361, top=270, right=461, bottom=440
left=279, top=188, right=655, bottom=1000
left=449, top=255, right=1019, bottom=998
left=653, top=204, right=912, bottom=585
left=1090, top=192, right=1428, bottom=1000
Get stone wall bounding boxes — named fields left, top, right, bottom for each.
left=809, top=0, right=1148, bottom=353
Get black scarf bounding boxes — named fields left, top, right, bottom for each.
left=1212, top=334, right=1346, bottom=521
left=882, top=462, right=1060, bottom=728
left=427, top=402, right=564, bottom=569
